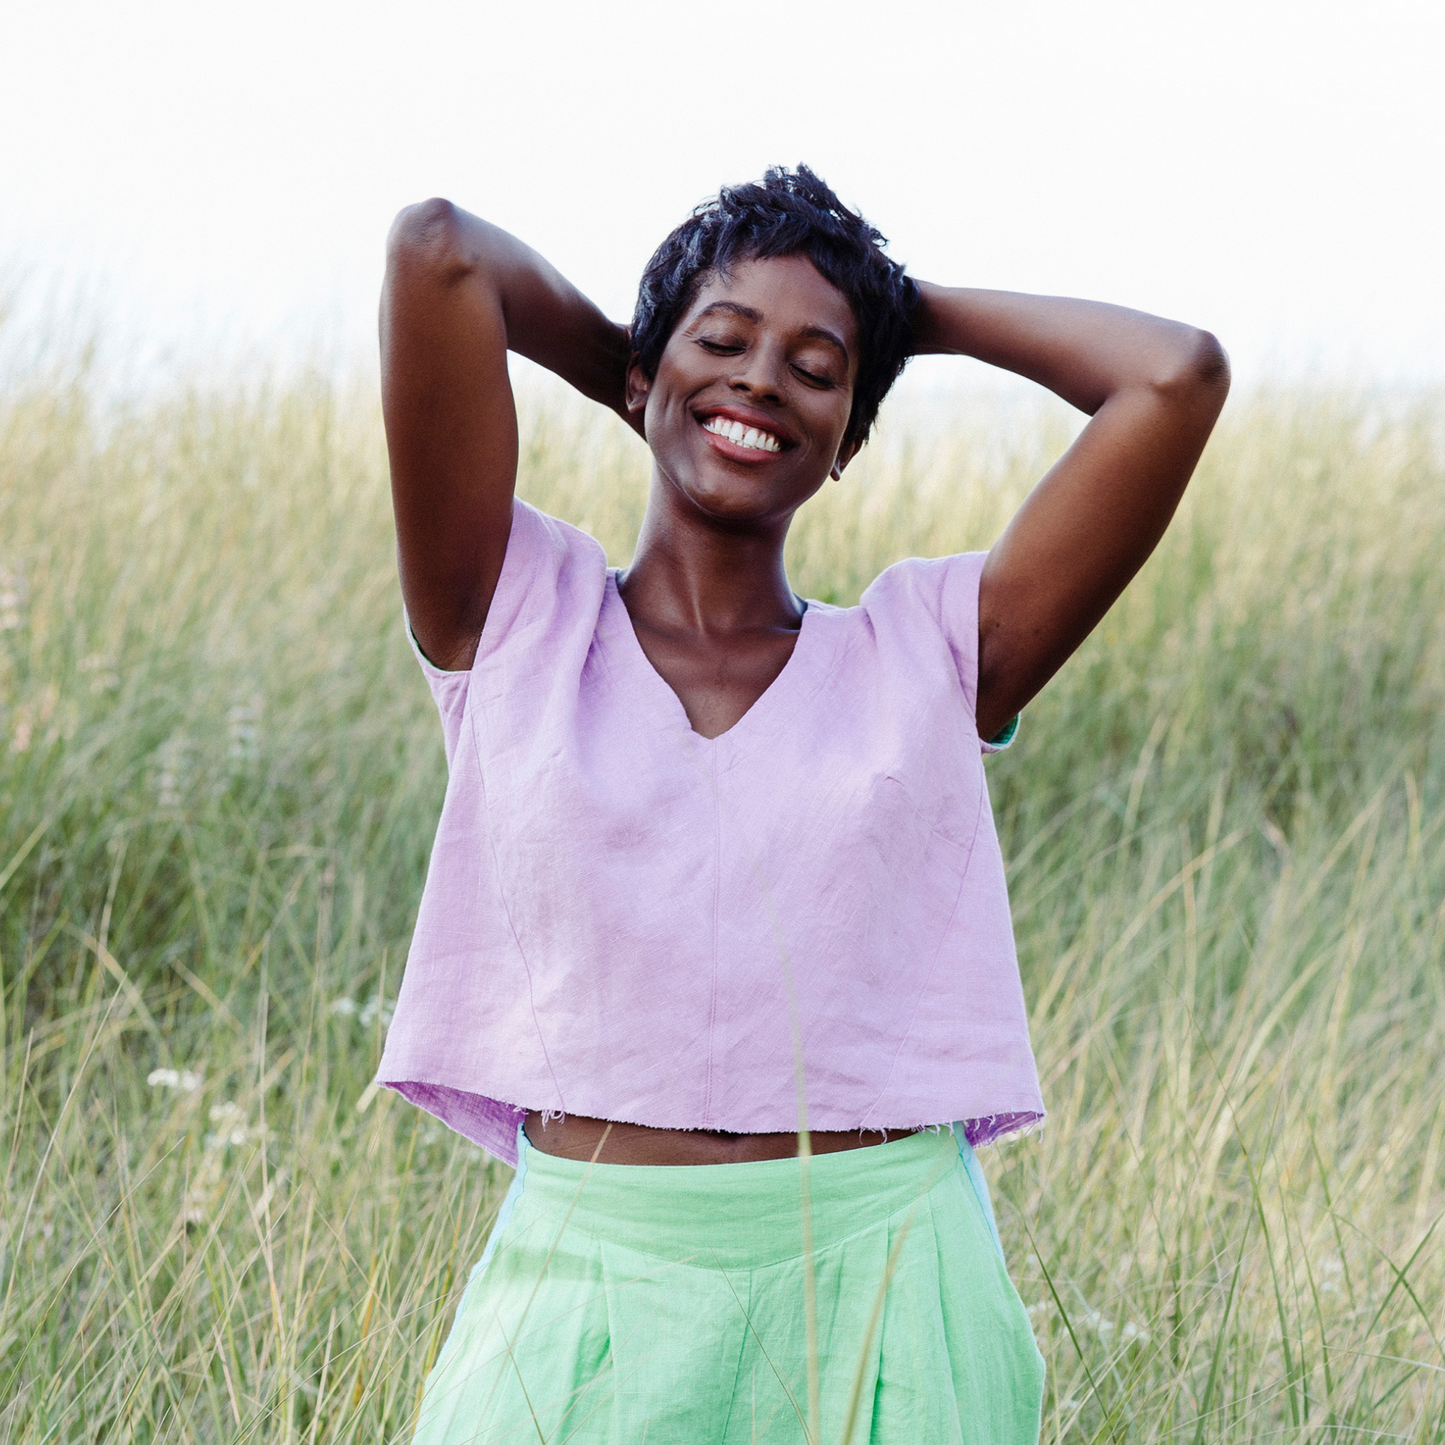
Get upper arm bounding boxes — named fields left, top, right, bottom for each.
left=381, top=199, right=517, bottom=673
left=975, top=328, right=1230, bottom=740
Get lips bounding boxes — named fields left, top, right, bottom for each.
left=701, top=415, right=781, bottom=452
left=693, top=405, right=794, bottom=460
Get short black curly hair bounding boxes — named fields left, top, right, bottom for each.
left=630, top=165, right=917, bottom=456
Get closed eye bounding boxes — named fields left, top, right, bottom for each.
left=792, top=364, right=835, bottom=387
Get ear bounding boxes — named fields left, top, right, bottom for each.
left=625, top=356, right=651, bottom=417
left=830, top=437, right=862, bottom=482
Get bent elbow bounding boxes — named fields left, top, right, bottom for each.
left=386, top=197, right=470, bottom=280
left=1158, top=327, right=1231, bottom=403
left=1187, top=328, right=1231, bottom=393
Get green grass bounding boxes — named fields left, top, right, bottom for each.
left=1, top=350, right=1442, bottom=1441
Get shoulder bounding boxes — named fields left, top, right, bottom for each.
left=507, top=497, right=607, bottom=561
left=476, top=500, right=610, bottom=657
left=858, top=552, right=987, bottom=629
left=844, top=552, right=989, bottom=714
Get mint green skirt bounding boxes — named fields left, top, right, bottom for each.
left=414, top=1126, right=1044, bottom=1444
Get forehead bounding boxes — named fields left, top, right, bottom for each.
left=684, top=253, right=858, bottom=347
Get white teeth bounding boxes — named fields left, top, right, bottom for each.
left=703, top=417, right=781, bottom=452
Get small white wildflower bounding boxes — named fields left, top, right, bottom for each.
left=1318, top=1255, right=1344, bottom=1295
left=329, top=997, right=360, bottom=1017
left=206, top=1100, right=267, bottom=1148
left=78, top=653, right=120, bottom=693
left=155, top=734, right=192, bottom=809
left=9, top=685, right=59, bottom=754
left=181, top=1149, right=225, bottom=1225
left=227, top=696, right=262, bottom=767
left=1082, top=1309, right=1114, bottom=1338
left=0, top=563, right=25, bottom=631
left=359, top=994, right=395, bottom=1030
left=1027, top=1301, right=1049, bottom=1318
left=209, top=1104, right=247, bottom=1142
left=147, top=1067, right=202, bottom=1092
left=1121, top=1321, right=1150, bottom=1344
left=178, top=1100, right=265, bottom=1226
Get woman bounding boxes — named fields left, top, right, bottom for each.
left=376, top=167, right=1228, bottom=1443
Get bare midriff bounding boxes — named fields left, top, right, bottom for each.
left=523, top=1111, right=890, bottom=1166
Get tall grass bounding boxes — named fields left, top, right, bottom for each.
left=1, top=351, right=1442, bottom=1441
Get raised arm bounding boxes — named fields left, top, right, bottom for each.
left=380, top=200, right=637, bottom=671
left=910, top=284, right=1230, bottom=741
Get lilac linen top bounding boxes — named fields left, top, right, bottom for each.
left=376, top=500, right=1045, bottom=1166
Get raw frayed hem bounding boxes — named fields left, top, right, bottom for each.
left=962, top=1112, right=1047, bottom=1149
left=527, top=1112, right=1046, bottom=1149
left=382, top=1077, right=1045, bottom=1166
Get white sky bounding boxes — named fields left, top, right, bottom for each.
left=2, top=0, right=1442, bottom=389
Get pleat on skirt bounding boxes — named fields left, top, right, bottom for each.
left=412, top=1125, right=1044, bottom=1444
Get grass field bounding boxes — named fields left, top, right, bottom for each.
left=1, top=350, right=1443, bottom=1442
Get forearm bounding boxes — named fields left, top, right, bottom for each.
left=956, top=279, right=1230, bottom=737
left=910, top=281, right=1224, bottom=416
left=387, top=200, right=633, bottom=422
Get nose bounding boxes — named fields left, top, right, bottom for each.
left=728, top=341, right=786, bottom=403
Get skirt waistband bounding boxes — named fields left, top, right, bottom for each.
left=511, top=1126, right=966, bottom=1271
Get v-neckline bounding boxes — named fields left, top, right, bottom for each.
left=606, top=569, right=814, bottom=745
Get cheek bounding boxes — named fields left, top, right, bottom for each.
left=808, top=396, right=854, bottom=453
left=657, top=393, right=696, bottom=443
left=642, top=391, right=700, bottom=466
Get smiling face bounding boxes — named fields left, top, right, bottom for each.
left=627, top=253, right=860, bottom=528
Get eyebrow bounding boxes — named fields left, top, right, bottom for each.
left=693, top=301, right=850, bottom=359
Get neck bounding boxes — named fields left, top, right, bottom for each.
left=621, top=474, right=802, bottom=635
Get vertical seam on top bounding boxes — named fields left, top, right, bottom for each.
left=702, top=745, right=722, bottom=1128
left=857, top=778, right=989, bottom=1130
left=467, top=661, right=568, bottom=1116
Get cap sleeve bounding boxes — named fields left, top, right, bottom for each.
left=400, top=499, right=605, bottom=769
left=403, top=616, right=471, bottom=767
left=859, top=551, right=1019, bottom=753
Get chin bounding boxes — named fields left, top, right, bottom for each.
left=681, top=476, right=784, bottom=525
left=657, top=457, right=767, bottom=518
